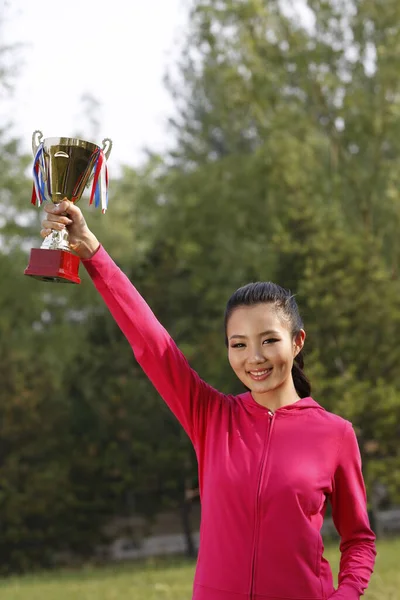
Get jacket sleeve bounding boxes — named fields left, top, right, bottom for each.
left=329, top=422, right=377, bottom=599
left=82, top=245, right=224, bottom=448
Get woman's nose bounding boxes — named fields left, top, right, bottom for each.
left=247, top=348, right=265, bottom=364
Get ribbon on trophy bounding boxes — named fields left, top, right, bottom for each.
left=31, top=143, right=48, bottom=206
left=31, top=144, right=109, bottom=213
left=88, top=148, right=109, bottom=213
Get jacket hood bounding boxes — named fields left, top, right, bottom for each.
left=240, top=392, right=325, bottom=414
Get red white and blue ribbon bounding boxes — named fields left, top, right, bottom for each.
left=89, top=148, right=109, bottom=213
left=31, top=143, right=48, bottom=206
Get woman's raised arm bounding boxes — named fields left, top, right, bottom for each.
left=42, top=200, right=225, bottom=447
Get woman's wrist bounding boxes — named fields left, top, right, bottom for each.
left=73, top=232, right=100, bottom=259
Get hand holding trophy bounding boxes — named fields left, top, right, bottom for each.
left=40, top=199, right=101, bottom=260
left=24, top=130, right=112, bottom=284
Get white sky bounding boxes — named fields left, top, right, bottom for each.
left=1, top=0, right=189, bottom=172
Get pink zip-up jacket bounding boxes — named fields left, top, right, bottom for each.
left=83, top=246, right=376, bottom=600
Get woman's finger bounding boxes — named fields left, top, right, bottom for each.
left=41, top=218, right=66, bottom=230
left=40, top=228, right=52, bottom=238
left=44, top=199, right=83, bottom=218
left=43, top=213, right=73, bottom=225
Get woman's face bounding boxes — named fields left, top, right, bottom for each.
left=227, top=303, right=305, bottom=398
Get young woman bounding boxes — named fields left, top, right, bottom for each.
left=42, top=200, right=376, bottom=600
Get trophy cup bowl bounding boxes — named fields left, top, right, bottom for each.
left=24, top=130, right=112, bottom=284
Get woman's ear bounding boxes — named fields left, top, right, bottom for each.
left=293, top=329, right=306, bottom=357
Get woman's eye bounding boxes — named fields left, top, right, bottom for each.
left=263, top=338, right=279, bottom=344
left=231, top=343, right=245, bottom=348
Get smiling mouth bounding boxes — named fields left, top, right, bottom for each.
left=248, top=368, right=273, bottom=381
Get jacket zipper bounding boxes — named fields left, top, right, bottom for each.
left=250, top=410, right=275, bottom=600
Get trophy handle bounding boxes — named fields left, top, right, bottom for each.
left=102, top=138, right=112, bottom=160
left=32, top=130, right=47, bottom=183
left=85, top=138, right=112, bottom=189
left=32, top=130, right=44, bottom=156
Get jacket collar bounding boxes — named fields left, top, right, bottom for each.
left=238, top=392, right=325, bottom=415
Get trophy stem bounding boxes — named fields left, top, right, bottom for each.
left=40, top=228, right=71, bottom=252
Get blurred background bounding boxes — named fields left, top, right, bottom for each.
left=1, top=0, right=400, bottom=598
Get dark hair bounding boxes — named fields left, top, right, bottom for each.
left=224, top=282, right=311, bottom=398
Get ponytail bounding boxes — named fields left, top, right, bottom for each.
left=292, top=350, right=311, bottom=398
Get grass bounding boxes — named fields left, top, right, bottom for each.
left=0, top=538, right=398, bottom=600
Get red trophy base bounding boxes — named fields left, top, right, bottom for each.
left=24, top=248, right=81, bottom=284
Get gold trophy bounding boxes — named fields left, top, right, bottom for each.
left=24, top=130, right=112, bottom=284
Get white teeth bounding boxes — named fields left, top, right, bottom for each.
left=249, top=369, right=271, bottom=376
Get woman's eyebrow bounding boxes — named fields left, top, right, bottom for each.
left=229, top=330, right=280, bottom=340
